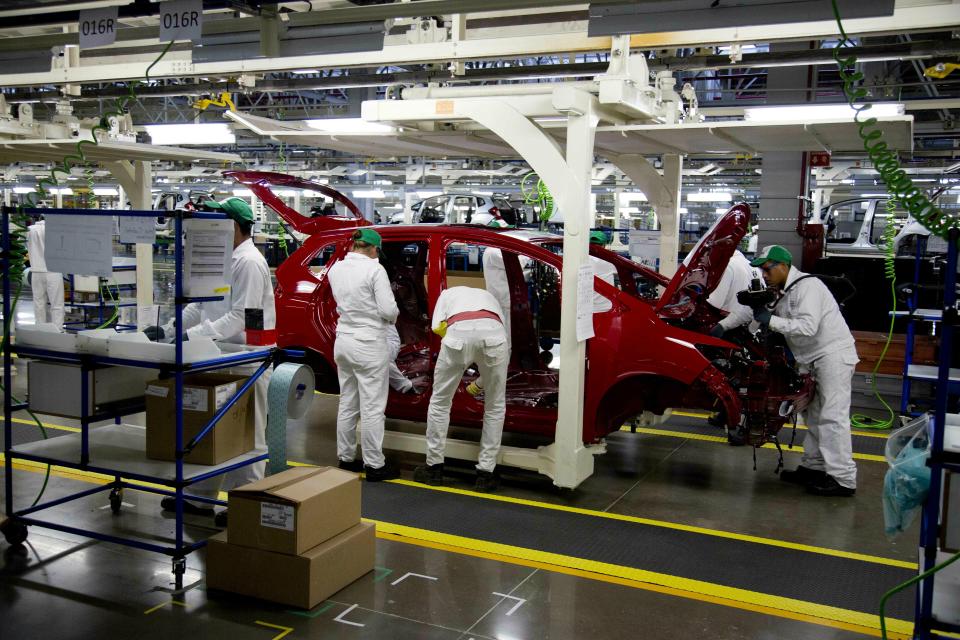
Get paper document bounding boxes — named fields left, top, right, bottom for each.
left=45, top=215, right=114, bottom=277
left=576, top=263, right=595, bottom=342
left=119, top=215, right=156, bottom=244
left=183, top=219, right=233, bottom=298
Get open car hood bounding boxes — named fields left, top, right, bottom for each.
left=655, top=203, right=751, bottom=320
left=224, top=170, right=370, bottom=235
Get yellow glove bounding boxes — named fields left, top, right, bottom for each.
left=466, top=381, right=483, bottom=396
left=433, top=321, right=448, bottom=338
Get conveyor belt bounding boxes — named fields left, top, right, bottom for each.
left=362, top=480, right=915, bottom=630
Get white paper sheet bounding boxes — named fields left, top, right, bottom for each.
left=119, top=215, right=156, bottom=244
left=45, top=215, right=114, bottom=277
left=182, top=218, right=232, bottom=298
left=576, top=263, right=595, bottom=342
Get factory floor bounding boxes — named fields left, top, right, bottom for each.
left=1, top=302, right=922, bottom=639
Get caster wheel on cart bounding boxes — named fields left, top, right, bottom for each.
left=109, top=488, right=123, bottom=514
left=0, top=518, right=28, bottom=546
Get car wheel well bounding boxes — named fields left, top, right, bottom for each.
left=595, top=374, right=689, bottom=435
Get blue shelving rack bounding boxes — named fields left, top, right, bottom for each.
left=1, top=206, right=274, bottom=588
left=913, top=227, right=960, bottom=639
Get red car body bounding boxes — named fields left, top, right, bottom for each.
left=229, top=171, right=813, bottom=447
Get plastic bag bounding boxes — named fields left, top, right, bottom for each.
left=883, top=415, right=932, bottom=539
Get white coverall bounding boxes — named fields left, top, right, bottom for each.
left=26, top=220, right=65, bottom=328
left=178, top=238, right=276, bottom=498
left=768, top=266, right=859, bottom=489
left=427, top=286, right=508, bottom=472
left=482, top=247, right=532, bottom=345
left=386, top=324, right=414, bottom=393
left=711, top=250, right=757, bottom=331
left=327, top=252, right=399, bottom=469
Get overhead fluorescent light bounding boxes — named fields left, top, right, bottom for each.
left=145, top=123, right=236, bottom=146
left=474, top=190, right=494, bottom=196
left=93, top=188, right=120, bottom=196
left=232, top=188, right=253, bottom=197
left=416, top=190, right=444, bottom=198
left=841, top=179, right=855, bottom=184
left=678, top=207, right=688, bottom=214
left=715, top=207, right=729, bottom=214
left=290, top=69, right=318, bottom=74
left=352, top=189, right=385, bottom=199
left=687, top=192, right=732, bottom=202
left=13, top=186, right=32, bottom=194
left=618, top=192, right=648, bottom=203
left=49, top=187, right=73, bottom=195
left=305, top=118, right=395, bottom=135
left=275, top=190, right=298, bottom=197
left=744, top=103, right=905, bottom=123
left=860, top=193, right=889, bottom=197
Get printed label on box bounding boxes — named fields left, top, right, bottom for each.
left=182, top=387, right=208, bottom=412
left=260, top=502, right=295, bottom=531
left=214, top=382, right=237, bottom=411
left=145, top=385, right=169, bottom=398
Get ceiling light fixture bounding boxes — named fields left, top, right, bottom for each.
left=744, top=103, right=905, bottom=122
left=145, top=123, right=236, bottom=146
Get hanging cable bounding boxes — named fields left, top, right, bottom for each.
left=831, top=0, right=958, bottom=242
left=521, top=172, right=554, bottom=225
left=851, top=200, right=899, bottom=430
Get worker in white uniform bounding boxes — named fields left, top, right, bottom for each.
left=387, top=323, right=417, bottom=393
left=150, top=197, right=276, bottom=523
left=589, top=231, right=616, bottom=312
left=414, top=286, right=508, bottom=492
left=327, top=227, right=400, bottom=481
left=750, top=245, right=859, bottom=497
left=26, top=218, right=65, bottom=329
left=707, top=249, right=757, bottom=337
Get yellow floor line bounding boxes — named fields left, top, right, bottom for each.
left=0, top=459, right=911, bottom=639
left=372, top=521, right=913, bottom=637
left=670, top=410, right=891, bottom=439
left=375, top=529, right=906, bottom=639
left=622, top=425, right=887, bottom=463
left=2, top=444, right=911, bottom=570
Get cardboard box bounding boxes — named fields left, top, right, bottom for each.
left=145, top=373, right=253, bottom=465
left=206, top=522, right=375, bottom=609
left=227, top=467, right=360, bottom=555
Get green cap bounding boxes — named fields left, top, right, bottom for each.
left=204, top=197, right=254, bottom=224
left=750, top=244, right=793, bottom=267
left=354, top=227, right=382, bottom=248
left=487, top=219, right=511, bottom=229
left=589, top=230, right=610, bottom=246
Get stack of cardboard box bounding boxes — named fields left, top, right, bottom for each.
left=206, top=467, right=375, bottom=609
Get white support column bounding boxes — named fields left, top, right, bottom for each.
left=657, top=154, right=683, bottom=277
left=551, top=87, right=599, bottom=488
left=608, top=152, right=683, bottom=276
left=107, top=160, right=153, bottom=324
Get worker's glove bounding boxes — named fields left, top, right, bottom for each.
left=466, top=381, right=483, bottom=397
left=753, top=308, right=772, bottom=327
left=144, top=325, right=165, bottom=342
left=708, top=324, right=725, bottom=338
left=433, top=321, right=448, bottom=338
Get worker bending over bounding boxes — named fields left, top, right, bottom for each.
left=26, top=217, right=65, bottom=329
left=150, top=197, right=276, bottom=524
left=415, top=286, right=508, bottom=492
left=327, top=228, right=400, bottom=481
left=707, top=249, right=756, bottom=337
left=750, top=245, right=859, bottom=497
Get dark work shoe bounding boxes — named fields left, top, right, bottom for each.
left=161, top=497, right=214, bottom=517
left=214, top=510, right=228, bottom=528
left=413, top=464, right=444, bottom=486
left=726, top=425, right=748, bottom=447
left=364, top=464, right=400, bottom=482
left=474, top=469, right=500, bottom=493
left=807, top=474, right=856, bottom=497
left=780, top=465, right=827, bottom=486
left=338, top=459, right=364, bottom=473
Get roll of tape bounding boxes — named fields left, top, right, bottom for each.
left=266, top=362, right=315, bottom=475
